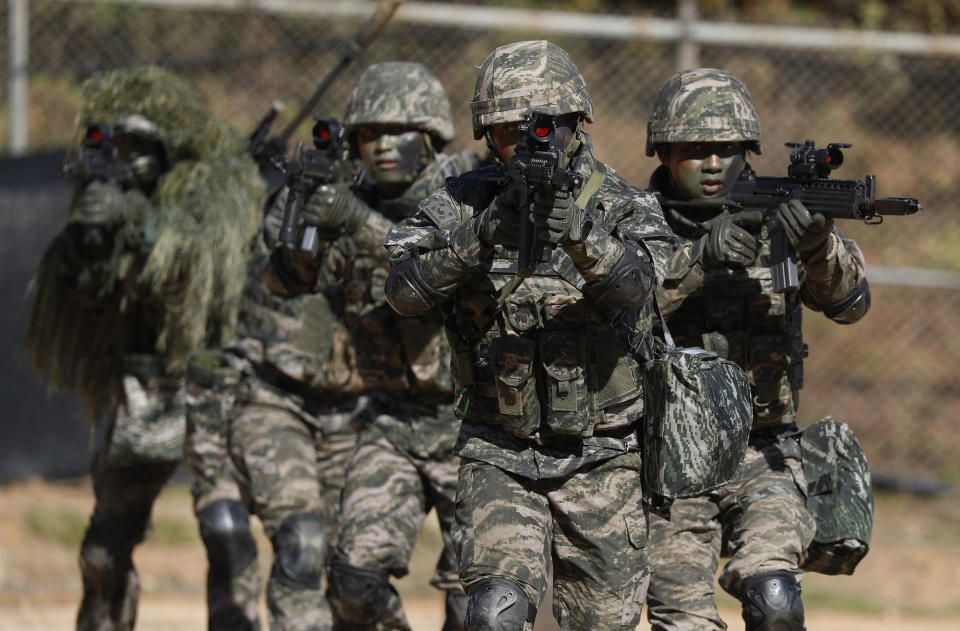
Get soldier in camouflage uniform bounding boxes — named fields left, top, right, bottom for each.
left=21, top=66, right=263, bottom=631
left=383, top=41, right=676, bottom=631
left=643, top=68, right=871, bottom=631
left=262, top=62, right=479, bottom=631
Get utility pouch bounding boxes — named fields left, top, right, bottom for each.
left=540, top=331, right=591, bottom=436
left=799, top=417, right=873, bottom=575
left=642, top=300, right=752, bottom=504
left=107, top=353, right=186, bottom=465
left=491, top=334, right=540, bottom=438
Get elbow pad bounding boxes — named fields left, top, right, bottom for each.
left=385, top=255, right=445, bottom=316
left=583, top=247, right=655, bottom=311
left=822, top=278, right=871, bottom=324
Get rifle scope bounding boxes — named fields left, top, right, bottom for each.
left=787, top=139, right=851, bottom=179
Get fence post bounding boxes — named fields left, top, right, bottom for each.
left=7, top=0, right=29, bottom=156
left=676, top=0, right=699, bottom=70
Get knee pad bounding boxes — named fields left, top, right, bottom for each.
left=442, top=591, right=469, bottom=631
left=740, top=571, right=805, bottom=631
left=465, top=577, right=536, bottom=631
left=270, top=513, right=327, bottom=589
left=197, top=500, right=258, bottom=581
left=327, top=557, right=393, bottom=626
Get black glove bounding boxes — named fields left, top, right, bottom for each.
left=530, top=188, right=585, bottom=245
left=301, top=182, right=369, bottom=238
left=701, top=211, right=763, bottom=268
left=474, top=185, right=521, bottom=248
left=776, top=199, right=833, bottom=256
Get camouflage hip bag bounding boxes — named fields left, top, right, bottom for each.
left=641, top=300, right=752, bottom=513
left=798, top=416, right=873, bottom=575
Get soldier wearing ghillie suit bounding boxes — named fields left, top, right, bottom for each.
left=643, top=68, right=872, bottom=631
left=383, top=41, right=676, bottom=631
left=21, top=66, right=264, bottom=631
left=261, top=62, right=479, bottom=631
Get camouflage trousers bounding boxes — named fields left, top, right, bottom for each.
left=77, top=369, right=183, bottom=631
left=645, top=425, right=816, bottom=631
left=454, top=451, right=650, bottom=631
left=334, top=407, right=462, bottom=631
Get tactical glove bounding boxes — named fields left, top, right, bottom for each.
left=474, top=185, right=521, bottom=249
left=776, top=198, right=834, bottom=256
left=701, top=211, right=763, bottom=268
left=531, top=188, right=585, bottom=245
left=69, top=181, right=127, bottom=226
left=301, top=182, right=370, bottom=239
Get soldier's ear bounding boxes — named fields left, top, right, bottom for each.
left=655, top=145, right=669, bottom=164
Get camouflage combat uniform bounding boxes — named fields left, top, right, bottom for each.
left=643, top=69, right=871, bottom=631
left=261, top=63, right=479, bottom=631
left=383, top=41, right=675, bottom=631
left=22, top=67, right=263, bottom=631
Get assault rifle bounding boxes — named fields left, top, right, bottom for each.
left=507, top=110, right=583, bottom=276
left=660, top=139, right=921, bottom=292
left=62, top=122, right=137, bottom=189
left=272, top=118, right=349, bottom=255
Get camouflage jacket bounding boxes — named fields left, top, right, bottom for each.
left=233, top=150, right=478, bottom=427
left=650, top=164, right=868, bottom=428
left=384, top=136, right=676, bottom=479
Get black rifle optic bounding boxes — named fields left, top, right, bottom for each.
left=660, top=139, right=921, bottom=292
left=62, top=122, right=137, bottom=189
left=508, top=110, right=583, bottom=277
left=272, top=117, right=349, bottom=255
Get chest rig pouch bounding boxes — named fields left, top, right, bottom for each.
left=642, top=298, right=752, bottom=511
left=798, top=417, right=873, bottom=575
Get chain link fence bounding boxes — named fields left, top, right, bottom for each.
left=2, top=0, right=959, bottom=484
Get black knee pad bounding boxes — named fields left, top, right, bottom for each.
left=465, top=577, right=536, bottom=631
left=327, top=557, right=393, bottom=626
left=197, top=500, right=258, bottom=581
left=442, top=591, right=469, bottom=631
left=270, top=512, right=327, bottom=589
left=740, top=570, right=805, bottom=631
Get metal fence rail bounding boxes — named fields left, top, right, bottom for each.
left=2, top=0, right=958, bottom=483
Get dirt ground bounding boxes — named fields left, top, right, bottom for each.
left=1, top=477, right=958, bottom=631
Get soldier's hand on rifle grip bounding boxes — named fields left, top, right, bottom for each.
left=531, top=188, right=584, bottom=245
left=302, top=182, right=370, bottom=239
left=702, top=210, right=763, bottom=268
left=474, top=185, right=521, bottom=249
left=776, top=199, right=834, bottom=258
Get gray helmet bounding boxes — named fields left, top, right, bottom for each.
left=470, top=40, right=594, bottom=140
left=646, top=68, right=761, bottom=156
left=343, top=62, right=455, bottom=147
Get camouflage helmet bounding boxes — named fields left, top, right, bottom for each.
left=343, top=62, right=455, bottom=147
left=470, top=40, right=594, bottom=140
left=76, top=65, right=241, bottom=163
left=646, top=68, right=761, bottom=156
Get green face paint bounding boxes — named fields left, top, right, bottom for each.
left=357, top=126, right=424, bottom=186
left=664, top=141, right=746, bottom=201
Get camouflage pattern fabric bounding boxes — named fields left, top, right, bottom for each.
left=470, top=40, right=594, bottom=139
left=335, top=402, right=462, bottom=630
left=344, top=61, right=455, bottom=146
left=77, top=415, right=179, bottom=631
left=228, top=403, right=332, bottom=631
left=798, top=417, right=873, bottom=575
left=385, top=134, right=675, bottom=479
left=642, top=345, right=752, bottom=500
left=645, top=67, right=762, bottom=156
left=454, top=452, right=650, bottom=630
left=652, top=165, right=867, bottom=428
left=646, top=427, right=816, bottom=631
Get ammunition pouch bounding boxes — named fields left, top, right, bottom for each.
left=797, top=417, right=873, bottom=575
left=485, top=326, right=640, bottom=439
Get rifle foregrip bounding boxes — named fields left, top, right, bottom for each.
left=279, top=186, right=304, bottom=248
